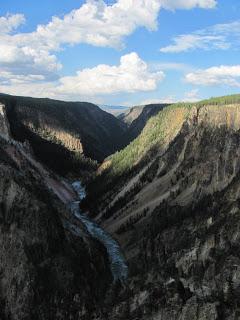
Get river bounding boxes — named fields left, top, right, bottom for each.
left=70, top=181, right=128, bottom=282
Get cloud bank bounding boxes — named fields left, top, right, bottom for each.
left=0, top=53, right=164, bottom=99
left=185, top=65, right=240, bottom=87
left=0, top=0, right=217, bottom=99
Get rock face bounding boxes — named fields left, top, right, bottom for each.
left=0, top=94, right=127, bottom=178
left=120, top=103, right=168, bottom=145
left=3, top=92, right=240, bottom=319
left=0, top=113, right=112, bottom=319
left=119, top=104, right=167, bottom=126
left=0, top=103, right=10, bottom=140
left=86, top=97, right=240, bottom=319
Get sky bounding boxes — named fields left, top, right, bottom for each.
left=0, top=0, right=240, bottom=106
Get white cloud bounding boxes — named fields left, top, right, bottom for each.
left=183, top=89, right=200, bottom=101
left=0, top=71, right=45, bottom=84
left=160, top=20, right=240, bottom=53
left=31, top=0, right=216, bottom=49
left=33, top=0, right=160, bottom=49
left=0, top=0, right=217, bottom=98
left=0, top=82, right=57, bottom=99
left=151, top=62, right=192, bottom=72
left=0, top=14, right=25, bottom=34
left=0, top=53, right=164, bottom=98
left=56, top=52, right=165, bottom=96
left=0, top=0, right=216, bottom=70
left=0, top=0, right=161, bottom=81
left=140, top=89, right=200, bottom=105
left=2, top=0, right=216, bottom=53
left=160, top=0, right=217, bottom=10
left=160, top=34, right=228, bottom=53
left=185, top=65, right=240, bottom=87
left=140, top=96, right=176, bottom=105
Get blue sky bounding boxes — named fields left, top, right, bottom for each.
left=0, top=0, right=239, bottom=106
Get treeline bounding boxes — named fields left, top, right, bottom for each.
left=108, top=93, right=240, bottom=178
left=197, top=94, right=240, bottom=107
left=86, top=93, right=240, bottom=213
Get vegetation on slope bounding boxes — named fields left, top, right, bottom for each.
left=101, top=94, right=240, bottom=177
left=109, top=104, right=191, bottom=176
left=101, top=96, right=240, bottom=319
left=120, top=103, right=169, bottom=147
left=84, top=104, right=191, bottom=211
left=0, top=93, right=126, bottom=179
left=84, top=94, right=240, bottom=211
left=197, top=94, right=240, bottom=107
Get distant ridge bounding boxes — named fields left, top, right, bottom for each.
left=98, top=104, right=129, bottom=116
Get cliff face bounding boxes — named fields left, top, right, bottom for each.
left=0, top=111, right=112, bottom=320
left=0, top=103, right=10, bottom=140
left=3, top=91, right=240, bottom=319
left=120, top=104, right=168, bottom=146
left=0, top=94, right=127, bottom=179
left=86, top=97, right=240, bottom=319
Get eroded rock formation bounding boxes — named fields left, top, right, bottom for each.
left=87, top=99, right=240, bottom=319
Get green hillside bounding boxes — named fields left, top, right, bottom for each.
left=104, top=94, right=240, bottom=177
left=84, top=94, right=240, bottom=209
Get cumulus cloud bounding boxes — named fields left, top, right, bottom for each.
left=160, top=20, right=240, bottom=53
left=185, top=65, right=240, bottom=87
left=0, top=0, right=217, bottom=98
left=2, top=0, right=158, bottom=83
left=56, top=52, right=165, bottom=96
left=0, top=14, right=25, bottom=34
left=34, top=1, right=160, bottom=49
left=31, top=0, right=216, bottom=49
left=0, top=53, right=164, bottom=98
left=0, top=0, right=218, bottom=60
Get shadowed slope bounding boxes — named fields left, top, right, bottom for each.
left=83, top=94, right=240, bottom=319
left=0, top=94, right=127, bottom=178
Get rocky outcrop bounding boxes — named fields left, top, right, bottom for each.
left=0, top=94, right=127, bottom=178
left=119, top=105, right=145, bottom=126
left=87, top=99, right=240, bottom=319
left=0, top=132, right=112, bottom=319
left=120, top=103, right=168, bottom=145
left=0, top=103, right=10, bottom=140
left=3, top=92, right=240, bottom=319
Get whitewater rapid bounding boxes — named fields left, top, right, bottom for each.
left=70, top=181, right=128, bottom=281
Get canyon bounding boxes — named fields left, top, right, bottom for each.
left=1, top=93, right=240, bottom=319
